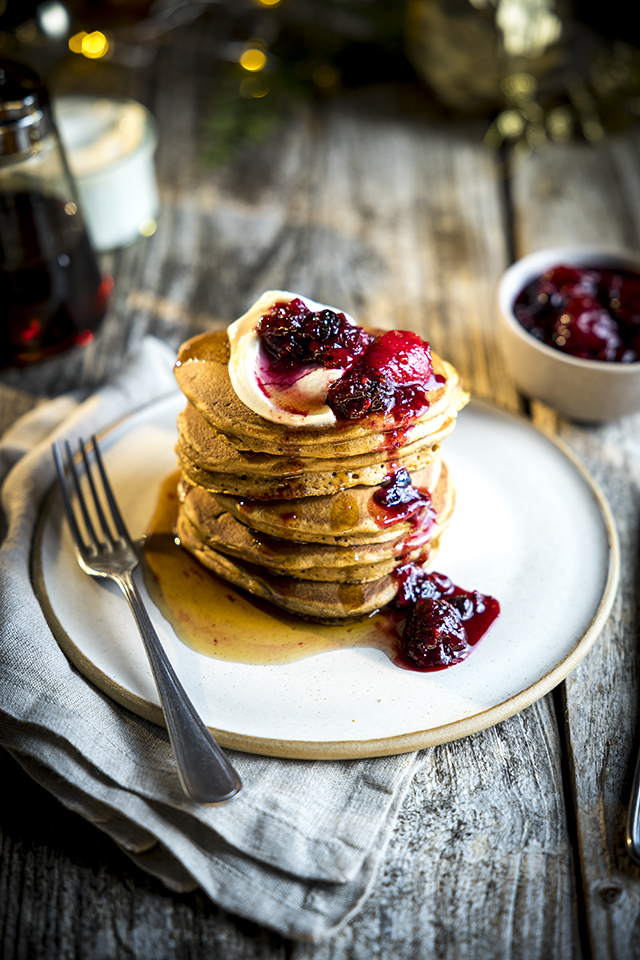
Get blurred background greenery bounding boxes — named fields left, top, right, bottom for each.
left=2, top=0, right=639, bottom=163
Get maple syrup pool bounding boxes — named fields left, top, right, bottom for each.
left=142, top=473, right=400, bottom=666
left=142, top=473, right=498, bottom=670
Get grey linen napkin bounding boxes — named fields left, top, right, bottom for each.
left=0, top=337, right=424, bottom=941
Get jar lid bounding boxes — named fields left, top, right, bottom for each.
left=53, top=96, right=155, bottom=178
left=0, top=58, right=52, bottom=159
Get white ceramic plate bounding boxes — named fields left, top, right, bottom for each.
left=34, top=395, right=619, bottom=758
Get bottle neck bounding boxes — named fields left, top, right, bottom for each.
left=0, top=100, right=54, bottom=163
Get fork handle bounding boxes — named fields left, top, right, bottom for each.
left=116, top=571, right=242, bottom=804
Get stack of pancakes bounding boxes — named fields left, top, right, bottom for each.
left=174, top=328, right=468, bottom=621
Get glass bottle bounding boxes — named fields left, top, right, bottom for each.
left=0, top=58, right=111, bottom=367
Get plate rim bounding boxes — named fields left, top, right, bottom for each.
left=32, top=394, right=621, bottom=759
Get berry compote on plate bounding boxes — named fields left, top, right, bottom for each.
left=391, top=565, right=500, bottom=671
left=256, top=298, right=500, bottom=671
left=514, top=264, right=640, bottom=362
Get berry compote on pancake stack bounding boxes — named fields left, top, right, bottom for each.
left=173, top=291, right=499, bottom=671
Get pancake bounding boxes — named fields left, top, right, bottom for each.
left=175, top=331, right=469, bottom=458
left=173, top=301, right=467, bottom=621
left=176, top=437, right=444, bottom=499
left=182, top=461, right=450, bottom=547
left=172, top=539, right=407, bottom=620
left=177, top=400, right=451, bottom=478
left=178, top=462, right=455, bottom=582
left=177, top=511, right=428, bottom=583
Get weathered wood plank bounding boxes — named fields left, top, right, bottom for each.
left=0, top=751, right=292, bottom=960
left=511, top=133, right=640, bottom=960
left=296, top=704, right=576, bottom=960
left=1, top=14, right=578, bottom=957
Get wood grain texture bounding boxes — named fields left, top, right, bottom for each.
left=511, top=134, right=640, bottom=959
left=0, top=10, right=617, bottom=957
left=0, top=752, right=292, bottom=960
left=296, top=705, right=576, bottom=960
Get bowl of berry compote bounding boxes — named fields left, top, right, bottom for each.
left=498, top=246, right=640, bottom=422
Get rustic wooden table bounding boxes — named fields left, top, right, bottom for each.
left=2, top=14, right=640, bottom=959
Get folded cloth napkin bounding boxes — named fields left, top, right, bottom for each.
left=0, top=336, right=425, bottom=942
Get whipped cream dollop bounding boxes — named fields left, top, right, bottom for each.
left=227, top=291, right=358, bottom=427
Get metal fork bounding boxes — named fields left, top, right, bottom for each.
left=52, top=436, right=242, bottom=805
left=626, top=747, right=640, bottom=865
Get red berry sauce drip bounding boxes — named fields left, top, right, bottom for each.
left=369, top=466, right=437, bottom=531
left=382, top=426, right=413, bottom=451
left=368, top=470, right=499, bottom=672
left=255, top=300, right=445, bottom=424
left=514, top=265, right=640, bottom=362
left=390, top=564, right=500, bottom=671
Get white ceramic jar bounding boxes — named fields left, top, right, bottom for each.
left=53, top=95, right=159, bottom=252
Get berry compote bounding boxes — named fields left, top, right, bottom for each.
left=391, top=564, right=500, bottom=671
left=514, top=264, right=640, bottom=362
left=369, top=466, right=437, bottom=531
left=254, top=296, right=500, bottom=671
left=255, top=300, right=445, bottom=423
left=257, top=298, right=372, bottom=371
left=327, top=330, right=443, bottom=421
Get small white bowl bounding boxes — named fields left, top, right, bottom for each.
left=498, top=246, right=640, bottom=422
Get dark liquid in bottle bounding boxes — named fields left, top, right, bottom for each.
left=0, top=191, right=110, bottom=367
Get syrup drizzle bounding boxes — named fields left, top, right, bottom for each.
left=142, top=474, right=392, bottom=665
left=142, top=474, right=499, bottom=672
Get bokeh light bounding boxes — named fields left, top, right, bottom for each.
left=69, top=29, right=109, bottom=59
left=240, top=76, right=269, bottom=98
left=139, top=219, right=157, bottom=237
left=68, top=31, right=86, bottom=53
left=38, top=1, right=71, bottom=39
left=239, top=48, right=267, bottom=72
left=82, top=31, right=108, bottom=59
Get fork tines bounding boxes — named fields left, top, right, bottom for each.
left=53, top=437, right=130, bottom=552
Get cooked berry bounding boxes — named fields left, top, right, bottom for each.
left=393, top=566, right=449, bottom=607
left=370, top=468, right=436, bottom=531
left=319, top=323, right=372, bottom=369
left=428, top=571, right=455, bottom=595
left=327, top=370, right=395, bottom=419
left=551, top=303, right=621, bottom=360
left=620, top=348, right=639, bottom=362
left=390, top=562, right=500, bottom=671
left=303, top=308, right=342, bottom=341
left=514, top=265, right=640, bottom=362
left=327, top=330, right=435, bottom=421
left=448, top=595, right=474, bottom=620
left=393, top=564, right=437, bottom=607
left=449, top=590, right=486, bottom=620
left=544, top=266, right=600, bottom=299
left=606, top=272, right=640, bottom=327
left=375, top=468, right=417, bottom=507
left=622, top=329, right=640, bottom=362
left=257, top=299, right=370, bottom=371
left=514, top=297, right=555, bottom=337
left=257, top=299, right=307, bottom=362
left=363, top=330, right=433, bottom=382
left=402, top=597, right=469, bottom=669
